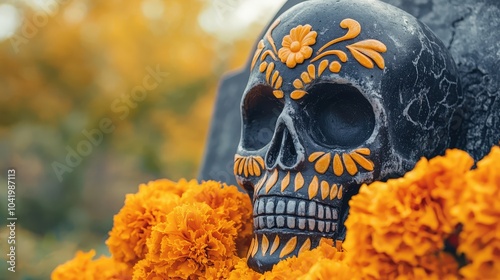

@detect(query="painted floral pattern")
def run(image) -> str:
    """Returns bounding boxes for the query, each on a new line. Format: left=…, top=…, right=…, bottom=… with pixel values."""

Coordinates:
left=278, top=24, right=317, bottom=68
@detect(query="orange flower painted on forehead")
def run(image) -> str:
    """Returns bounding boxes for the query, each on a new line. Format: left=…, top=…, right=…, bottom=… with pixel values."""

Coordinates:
left=278, top=24, right=317, bottom=68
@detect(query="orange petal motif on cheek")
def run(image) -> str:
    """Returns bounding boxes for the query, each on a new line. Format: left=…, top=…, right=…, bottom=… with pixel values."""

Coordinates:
left=243, top=157, right=249, bottom=177
left=330, top=184, right=338, bottom=200
left=294, top=172, right=305, bottom=191
left=234, top=157, right=242, bottom=175
left=350, top=152, right=374, bottom=171
left=238, top=158, right=245, bottom=175
left=321, top=181, right=330, bottom=200
left=255, top=156, right=265, bottom=169
left=254, top=173, right=268, bottom=194
left=333, top=154, right=344, bottom=176
left=315, top=153, right=331, bottom=174
left=281, top=172, right=291, bottom=192
left=308, top=151, right=325, bottom=162
left=291, top=90, right=307, bottom=100
left=265, top=169, right=279, bottom=194
left=308, top=176, right=319, bottom=199
left=342, top=153, right=358, bottom=175
left=355, top=148, right=371, bottom=156
left=252, top=159, right=262, bottom=177
left=248, top=158, right=254, bottom=176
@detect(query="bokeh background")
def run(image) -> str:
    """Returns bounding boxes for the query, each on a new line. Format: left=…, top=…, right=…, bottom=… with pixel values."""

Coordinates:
left=0, top=0, right=285, bottom=278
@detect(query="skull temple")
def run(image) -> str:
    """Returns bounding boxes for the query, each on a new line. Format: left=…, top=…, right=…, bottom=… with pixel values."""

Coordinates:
left=234, top=0, right=463, bottom=272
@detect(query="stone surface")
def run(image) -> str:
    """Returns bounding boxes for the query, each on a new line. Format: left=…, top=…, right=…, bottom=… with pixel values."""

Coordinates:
left=384, top=0, right=500, bottom=162
left=199, top=0, right=500, bottom=185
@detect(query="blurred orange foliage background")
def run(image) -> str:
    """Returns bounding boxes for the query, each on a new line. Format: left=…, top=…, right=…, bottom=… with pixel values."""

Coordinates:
left=0, top=0, right=283, bottom=278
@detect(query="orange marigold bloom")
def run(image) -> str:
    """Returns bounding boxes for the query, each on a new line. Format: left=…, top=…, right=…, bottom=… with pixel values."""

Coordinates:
left=91, top=256, right=133, bottom=280
left=278, top=24, right=317, bottom=68
left=106, top=179, right=191, bottom=266
left=134, top=202, right=239, bottom=279
left=227, top=258, right=261, bottom=280
left=51, top=250, right=131, bottom=280
left=261, top=239, right=349, bottom=280
left=344, top=149, right=473, bottom=279
left=455, top=146, right=500, bottom=279
left=181, top=181, right=254, bottom=257
left=52, top=250, right=96, bottom=280
left=298, top=258, right=353, bottom=280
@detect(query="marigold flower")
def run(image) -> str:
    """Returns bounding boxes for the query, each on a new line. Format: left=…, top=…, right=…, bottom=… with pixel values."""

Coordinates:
left=298, top=258, right=353, bottom=280
left=51, top=250, right=131, bottom=280
left=180, top=181, right=254, bottom=257
left=344, top=149, right=473, bottom=279
left=53, top=147, right=500, bottom=280
left=227, top=258, right=261, bottom=280
left=261, top=239, right=349, bottom=280
left=134, top=203, right=239, bottom=279
left=278, top=24, right=317, bottom=68
left=52, top=250, right=96, bottom=280
left=91, top=256, right=133, bottom=280
left=455, top=146, right=500, bottom=279
left=106, top=179, right=190, bottom=266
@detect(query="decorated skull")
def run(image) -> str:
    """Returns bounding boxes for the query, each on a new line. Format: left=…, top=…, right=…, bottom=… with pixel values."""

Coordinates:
left=234, top=0, right=463, bottom=272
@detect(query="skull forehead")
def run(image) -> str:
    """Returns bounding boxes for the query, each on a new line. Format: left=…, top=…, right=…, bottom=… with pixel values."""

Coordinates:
left=267, top=0, right=419, bottom=73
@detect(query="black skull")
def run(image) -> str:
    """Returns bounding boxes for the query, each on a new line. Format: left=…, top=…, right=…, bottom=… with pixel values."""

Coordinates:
left=234, top=0, right=463, bottom=272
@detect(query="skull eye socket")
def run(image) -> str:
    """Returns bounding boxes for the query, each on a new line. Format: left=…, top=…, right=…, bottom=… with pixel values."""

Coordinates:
left=241, top=85, right=284, bottom=150
left=306, top=83, right=375, bottom=148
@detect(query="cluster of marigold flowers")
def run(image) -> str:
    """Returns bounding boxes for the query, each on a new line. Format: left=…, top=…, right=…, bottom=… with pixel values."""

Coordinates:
left=52, top=146, right=500, bottom=279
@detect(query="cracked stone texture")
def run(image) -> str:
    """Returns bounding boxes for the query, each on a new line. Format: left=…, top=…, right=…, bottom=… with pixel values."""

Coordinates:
left=199, top=0, right=500, bottom=185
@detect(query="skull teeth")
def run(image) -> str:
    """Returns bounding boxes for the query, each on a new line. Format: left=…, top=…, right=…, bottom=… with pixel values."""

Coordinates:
left=253, top=196, right=338, bottom=233
left=255, top=214, right=338, bottom=232
left=254, top=196, right=338, bottom=219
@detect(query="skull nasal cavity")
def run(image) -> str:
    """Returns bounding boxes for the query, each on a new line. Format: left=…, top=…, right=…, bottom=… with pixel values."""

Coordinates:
left=266, top=125, right=304, bottom=170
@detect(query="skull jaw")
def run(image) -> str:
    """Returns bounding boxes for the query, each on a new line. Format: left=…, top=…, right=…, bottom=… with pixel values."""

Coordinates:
left=238, top=166, right=356, bottom=273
